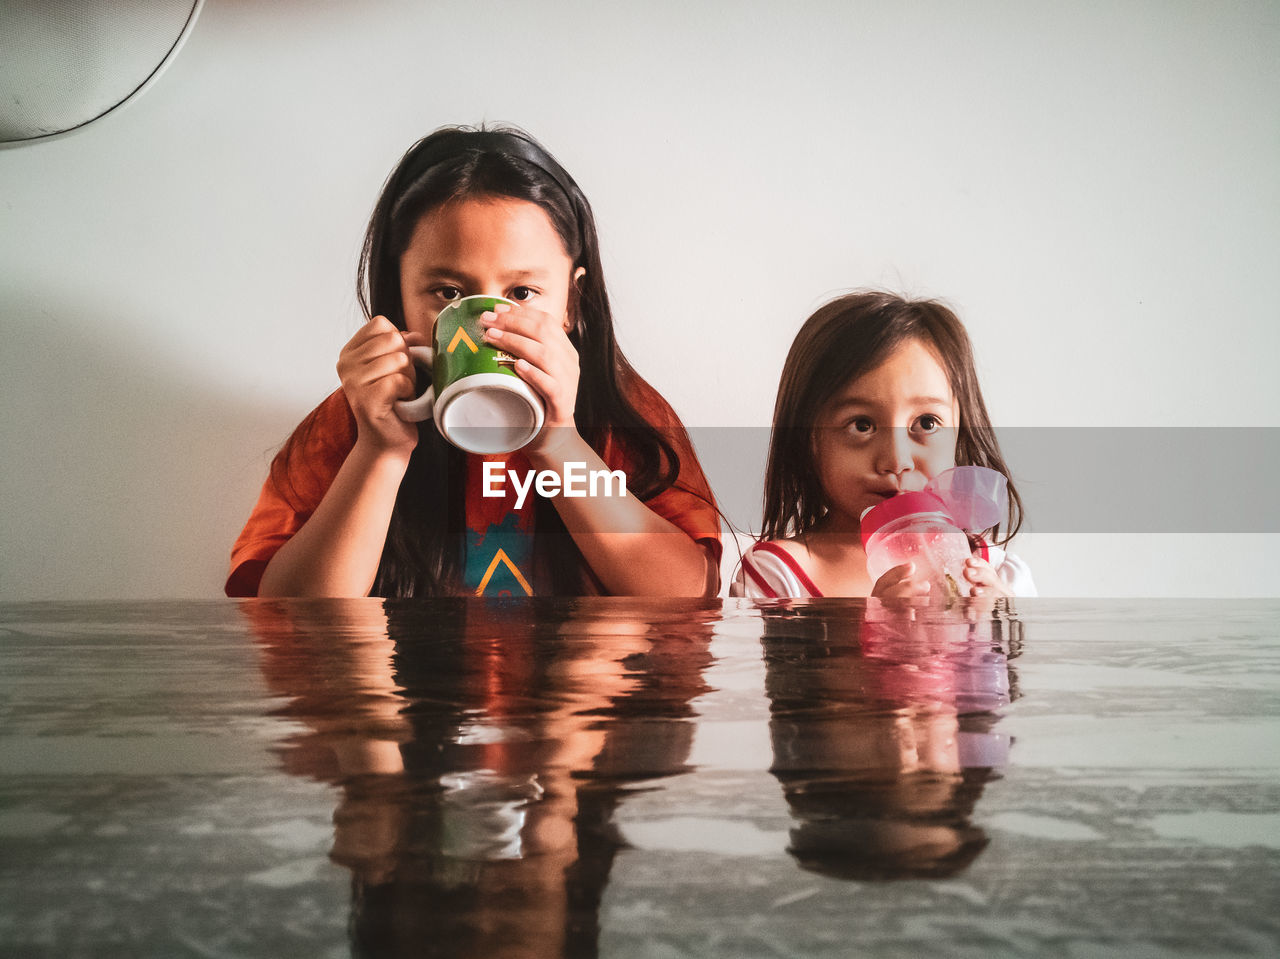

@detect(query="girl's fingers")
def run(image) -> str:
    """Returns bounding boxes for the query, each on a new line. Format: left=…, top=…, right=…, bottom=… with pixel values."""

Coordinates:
left=480, top=305, right=562, bottom=340
left=353, top=352, right=416, bottom=392
left=336, top=317, right=421, bottom=452
left=475, top=306, right=580, bottom=437
left=873, top=562, right=931, bottom=599
left=341, top=332, right=410, bottom=373
left=885, top=562, right=914, bottom=582
left=486, top=328, right=577, bottom=400
left=482, top=312, right=573, bottom=363
left=338, top=319, right=418, bottom=412
left=482, top=326, right=550, bottom=370
left=480, top=306, right=577, bottom=375
left=481, top=316, right=579, bottom=419
left=341, top=341, right=413, bottom=386
left=344, top=315, right=413, bottom=349
left=964, top=558, right=1012, bottom=598
left=347, top=315, right=400, bottom=347
left=882, top=581, right=930, bottom=601
left=964, top=558, right=996, bottom=583
left=512, top=356, right=555, bottom=400
left=347, top=337, right=411, bottom=371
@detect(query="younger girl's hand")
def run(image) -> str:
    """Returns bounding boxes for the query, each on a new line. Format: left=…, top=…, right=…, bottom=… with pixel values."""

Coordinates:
left=963, top=556, right=1013, bottom=599
left=479, top=303, right=580, bottom=443
left=337, top=316, right=428, bottom=455
left=871, top=562, right=933, bottom=602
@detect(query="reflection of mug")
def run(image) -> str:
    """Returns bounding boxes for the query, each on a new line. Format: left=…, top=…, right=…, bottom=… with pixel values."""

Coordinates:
left=394, top=295, right=545, bottom=454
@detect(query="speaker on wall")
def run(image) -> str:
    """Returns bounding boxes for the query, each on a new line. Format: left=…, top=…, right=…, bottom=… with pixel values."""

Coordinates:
left=0, top=0, right=204, bottom=145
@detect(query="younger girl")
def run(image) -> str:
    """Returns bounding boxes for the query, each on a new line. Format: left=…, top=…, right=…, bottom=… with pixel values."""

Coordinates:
left=228, top=126, right=720, bottom=598
left=733, top=291, right=1034, bottom=600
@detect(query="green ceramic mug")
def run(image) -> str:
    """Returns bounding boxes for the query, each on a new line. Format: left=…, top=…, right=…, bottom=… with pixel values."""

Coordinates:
left=394, top=295, right=545, bottom=454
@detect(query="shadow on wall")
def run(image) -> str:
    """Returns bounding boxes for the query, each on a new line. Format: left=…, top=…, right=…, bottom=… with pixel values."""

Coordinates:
left=0, top=284, right=303, bottom=600
left=685, top=427, right=769, bottom=589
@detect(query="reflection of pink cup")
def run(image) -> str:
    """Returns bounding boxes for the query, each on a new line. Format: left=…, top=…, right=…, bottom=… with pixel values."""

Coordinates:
left=927, top=466, right=1007, bottom=533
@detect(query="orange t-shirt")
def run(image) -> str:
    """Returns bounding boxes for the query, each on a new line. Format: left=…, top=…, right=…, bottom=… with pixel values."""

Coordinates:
left=226, top=377, right=721, bottom=597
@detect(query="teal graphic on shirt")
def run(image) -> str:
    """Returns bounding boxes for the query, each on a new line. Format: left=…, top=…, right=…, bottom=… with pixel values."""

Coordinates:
left=465, top=512, right=534, bottom=596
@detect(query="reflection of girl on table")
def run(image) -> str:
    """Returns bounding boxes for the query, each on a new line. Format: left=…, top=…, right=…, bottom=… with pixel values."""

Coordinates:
left=733, top=291, right=1034, bottom=600
left=227, top=127, right=719, bottom=598
left=762, top=604, right=1020, bottom=879
left=249, top=599, right=714, bottom=957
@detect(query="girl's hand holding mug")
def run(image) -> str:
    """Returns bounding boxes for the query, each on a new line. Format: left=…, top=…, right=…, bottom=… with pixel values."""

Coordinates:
left=337, top=315, right=427, bottom=456
left=479, top=302, right=580, bottom=444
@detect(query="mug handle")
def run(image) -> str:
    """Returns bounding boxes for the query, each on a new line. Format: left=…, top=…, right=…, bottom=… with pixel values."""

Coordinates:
left=393, top=345, right=435, bottom=422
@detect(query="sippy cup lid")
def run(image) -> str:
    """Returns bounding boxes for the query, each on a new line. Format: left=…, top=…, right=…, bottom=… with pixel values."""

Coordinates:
left=859, top=490, right=953, bottom=546
left=926, top=466, right=1007, bottom=532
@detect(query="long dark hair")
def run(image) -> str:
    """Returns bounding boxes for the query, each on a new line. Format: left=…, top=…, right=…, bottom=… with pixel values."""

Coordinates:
left=352, top=125, right=680, bottom=596
left=761, top=291, right=1024, bottom=545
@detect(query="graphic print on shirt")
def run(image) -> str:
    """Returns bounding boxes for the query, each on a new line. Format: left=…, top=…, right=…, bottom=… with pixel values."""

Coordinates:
left=465, top=512, right=534, bottom=597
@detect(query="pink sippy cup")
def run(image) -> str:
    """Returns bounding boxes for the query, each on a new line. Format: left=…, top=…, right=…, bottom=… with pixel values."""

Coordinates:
left=861, top=491, right=971, bottom=599
left=860, top=467, right=1008, bottom=600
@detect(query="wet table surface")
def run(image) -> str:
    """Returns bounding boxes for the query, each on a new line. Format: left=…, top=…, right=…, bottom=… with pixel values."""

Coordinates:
left=1, top=598, right=1278, bottom=958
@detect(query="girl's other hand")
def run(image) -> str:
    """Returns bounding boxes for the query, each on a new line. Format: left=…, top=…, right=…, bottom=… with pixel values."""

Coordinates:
left=337, top=315, right=428, bottom=456
left=871, top=562, right=933, bottom=601
left=479, top=303, right=580, bottom=445
left=963, top=556, right=1013, bottom=599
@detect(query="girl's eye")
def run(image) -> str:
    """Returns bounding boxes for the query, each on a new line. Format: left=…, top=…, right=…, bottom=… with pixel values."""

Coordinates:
left=435, top=286, right=462, bottom=302
left=847, top=417, right=875, bottom=435
left=509, top=286, right=536, bottom=302
left=915, top=414, right=942, bottom=433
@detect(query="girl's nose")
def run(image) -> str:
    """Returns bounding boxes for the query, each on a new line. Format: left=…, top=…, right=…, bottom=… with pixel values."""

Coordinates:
left=876, top=427, right=915, bottom=475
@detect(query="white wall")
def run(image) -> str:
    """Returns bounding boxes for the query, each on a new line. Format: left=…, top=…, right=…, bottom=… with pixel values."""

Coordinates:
left=2, top=0, right=1277, bottom=599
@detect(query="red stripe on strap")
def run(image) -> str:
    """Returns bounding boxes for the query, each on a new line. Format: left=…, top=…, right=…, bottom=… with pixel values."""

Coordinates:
left=974, top=537, right=990, bottom=563
left=751, top=542, right=823, bottom=598
left=742, top=556, right=779, bottom=598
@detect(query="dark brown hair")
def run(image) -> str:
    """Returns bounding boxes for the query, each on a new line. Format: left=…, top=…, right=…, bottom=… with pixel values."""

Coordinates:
left=761, top=291, right=1023, bottom=544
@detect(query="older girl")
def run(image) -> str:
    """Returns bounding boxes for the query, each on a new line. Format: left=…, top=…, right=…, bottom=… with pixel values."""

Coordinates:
left=229, top=127, right=719, bottom=598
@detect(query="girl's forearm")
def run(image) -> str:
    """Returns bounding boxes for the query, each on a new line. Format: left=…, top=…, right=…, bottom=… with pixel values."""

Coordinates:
left=527, top=432, right=718, bottom=597
left=258, top=441, right=411, bottom=598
